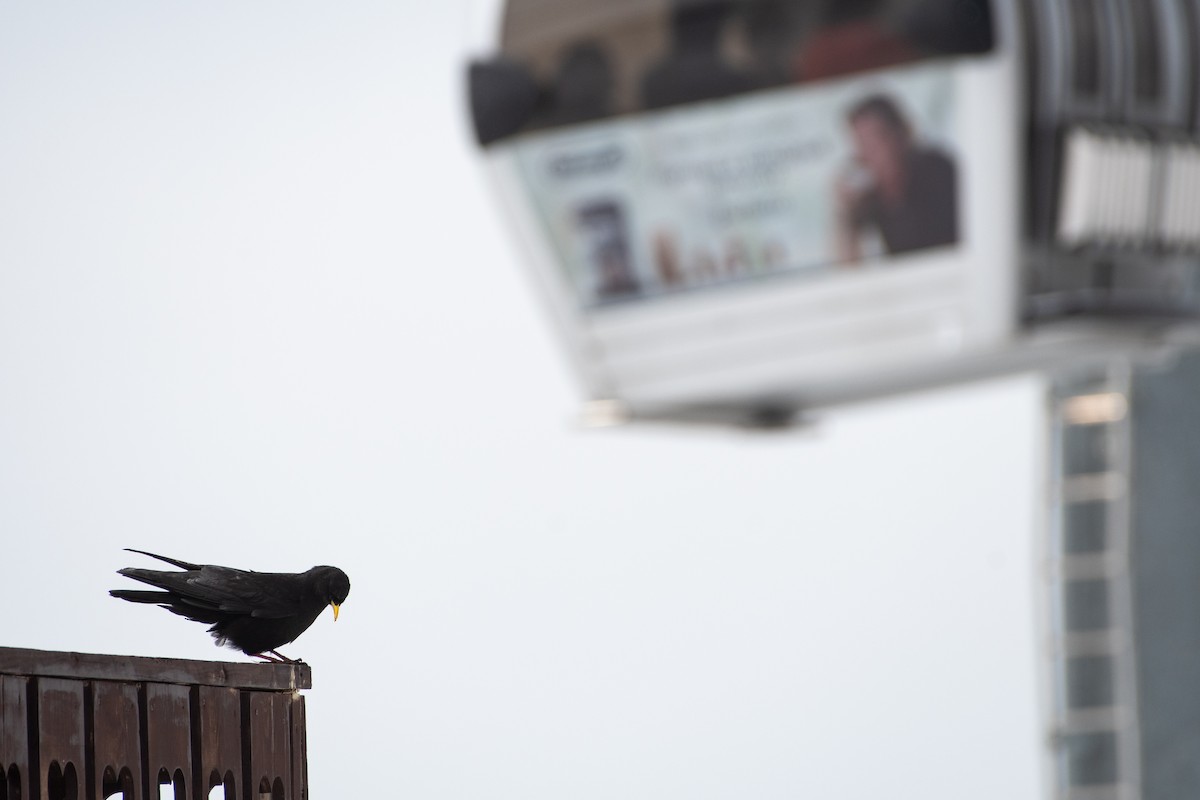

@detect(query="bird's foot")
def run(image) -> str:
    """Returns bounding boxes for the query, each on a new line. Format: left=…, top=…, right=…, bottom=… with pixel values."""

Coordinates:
left=250, top=650, right=304, bottom=665
left=251, top=652, right=288, bottom=664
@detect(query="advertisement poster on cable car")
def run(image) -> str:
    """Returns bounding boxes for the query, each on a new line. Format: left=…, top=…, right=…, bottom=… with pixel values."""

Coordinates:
left=512, top=63, right=959, bottom=308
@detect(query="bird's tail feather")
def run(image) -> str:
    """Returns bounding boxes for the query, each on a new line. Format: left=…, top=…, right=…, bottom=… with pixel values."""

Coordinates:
left=109, top=589, right=173, bottom=604
left=123, top=548, right=201, bottom=571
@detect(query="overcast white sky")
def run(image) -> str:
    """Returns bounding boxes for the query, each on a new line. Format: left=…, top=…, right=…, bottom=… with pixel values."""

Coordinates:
left=0, top=3, right=1046, bottom=798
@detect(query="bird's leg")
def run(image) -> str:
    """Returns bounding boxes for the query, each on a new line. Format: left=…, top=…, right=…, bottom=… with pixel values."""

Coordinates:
left=252, top=652, right=287, bottom=663
left=267, top=649, right=297, bottom=663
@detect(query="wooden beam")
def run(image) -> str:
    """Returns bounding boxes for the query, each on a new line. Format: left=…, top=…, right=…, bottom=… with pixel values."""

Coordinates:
left=0, top=648, right=311, bottom=692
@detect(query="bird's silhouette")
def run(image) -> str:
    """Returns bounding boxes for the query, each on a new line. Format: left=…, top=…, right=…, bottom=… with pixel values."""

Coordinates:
left=110, top=548, right=350, bottom=663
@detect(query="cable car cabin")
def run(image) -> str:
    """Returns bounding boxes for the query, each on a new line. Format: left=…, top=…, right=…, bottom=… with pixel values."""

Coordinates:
left=468, top=0, right=1200, bottom=426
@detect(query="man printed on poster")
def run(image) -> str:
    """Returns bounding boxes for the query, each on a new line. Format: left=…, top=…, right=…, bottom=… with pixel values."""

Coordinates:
left=833, top=93, right=958, bottom=265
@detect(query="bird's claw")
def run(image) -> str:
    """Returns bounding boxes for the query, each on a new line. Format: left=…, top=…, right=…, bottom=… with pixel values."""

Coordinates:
left=251, top=649, right=305, bottom=665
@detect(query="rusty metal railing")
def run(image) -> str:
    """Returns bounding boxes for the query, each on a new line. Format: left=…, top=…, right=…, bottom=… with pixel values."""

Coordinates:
left=0, top=646, right=310, bottom=800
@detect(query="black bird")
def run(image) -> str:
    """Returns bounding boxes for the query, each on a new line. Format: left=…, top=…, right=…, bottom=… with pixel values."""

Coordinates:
left=110, top=548, right=350, bottom=663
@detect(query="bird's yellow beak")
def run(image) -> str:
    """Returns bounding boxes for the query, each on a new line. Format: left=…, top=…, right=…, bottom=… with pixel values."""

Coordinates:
left=331, top=602, right=340, bottom=622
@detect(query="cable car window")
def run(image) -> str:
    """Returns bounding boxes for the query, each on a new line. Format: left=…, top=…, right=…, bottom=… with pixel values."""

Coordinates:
left=1127, top=0, right=1162, bottom=102
left=471, top=0, right=994, bottom=144
left=1067, top=0, right=1102, bottom=98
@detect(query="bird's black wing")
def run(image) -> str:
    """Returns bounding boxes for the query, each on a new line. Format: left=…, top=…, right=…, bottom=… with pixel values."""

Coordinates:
left=117, top=565, right=308, bottom=620
left=186, top=567, right=311, bottom=619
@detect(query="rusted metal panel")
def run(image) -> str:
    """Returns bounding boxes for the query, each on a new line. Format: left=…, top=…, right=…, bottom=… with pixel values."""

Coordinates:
left=197, top=685, right=242, bottom=800
left=0, top=675, right=30, bottom=800
left=92, top=680, right=143, bottom=800
left=145, top=683, right=192, bottom=800
left=248, top=692, right=292, bottom=800
left=36, top=678, right=85, bottom=800
left=0, top=647, right=310, bottom=691
left=290, top=693, right=308, bottom=800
